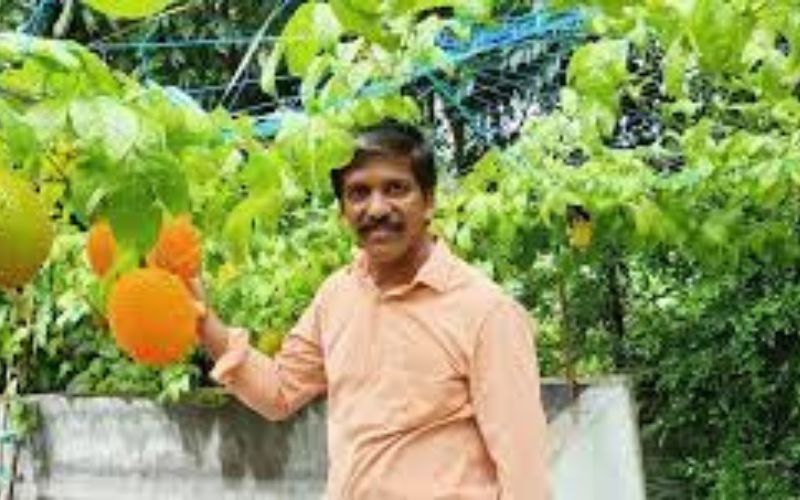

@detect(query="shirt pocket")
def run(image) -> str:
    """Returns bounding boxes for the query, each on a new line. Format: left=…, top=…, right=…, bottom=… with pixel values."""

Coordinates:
left=402, top=373, right=467, bottom=429
left=383, top=345, right=469, bottom=430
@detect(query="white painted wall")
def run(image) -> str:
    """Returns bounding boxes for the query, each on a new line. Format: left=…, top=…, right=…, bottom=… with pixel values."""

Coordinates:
left=549, top=378, right=647, bottom=500
left=1, top=378, right=645, bottom=499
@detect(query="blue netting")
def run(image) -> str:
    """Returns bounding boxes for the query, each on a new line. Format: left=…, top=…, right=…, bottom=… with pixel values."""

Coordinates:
left=252, top=8, right=583, bottom=138
left=14, top=2, right=583, bottom=144
left=17, top=0, right=57, bottom=35
left=440, top=9, right=582, bottom=61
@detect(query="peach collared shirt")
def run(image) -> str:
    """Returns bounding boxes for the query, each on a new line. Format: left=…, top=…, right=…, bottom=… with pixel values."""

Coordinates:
left=212, top=241, right=549, bottom=499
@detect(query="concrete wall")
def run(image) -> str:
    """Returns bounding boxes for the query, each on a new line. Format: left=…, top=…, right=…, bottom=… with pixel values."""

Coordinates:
left=548, top=378, right=646, bottom=500
left=1, top=378, right=644, bottom=499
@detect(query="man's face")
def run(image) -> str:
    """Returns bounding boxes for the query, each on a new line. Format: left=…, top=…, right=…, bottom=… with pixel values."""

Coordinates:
left=340, top=156, right=434, bottom=266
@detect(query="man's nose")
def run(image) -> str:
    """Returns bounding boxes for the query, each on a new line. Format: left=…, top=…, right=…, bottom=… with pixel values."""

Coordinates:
left=365, top=192, right=391, bottom=218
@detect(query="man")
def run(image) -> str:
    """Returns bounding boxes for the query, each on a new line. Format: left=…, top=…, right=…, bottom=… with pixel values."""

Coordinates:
left=194, top=120, right=550, bottom=499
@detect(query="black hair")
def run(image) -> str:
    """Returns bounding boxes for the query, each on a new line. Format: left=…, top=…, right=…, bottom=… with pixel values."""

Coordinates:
left=330, top=119, right=436, bottom=201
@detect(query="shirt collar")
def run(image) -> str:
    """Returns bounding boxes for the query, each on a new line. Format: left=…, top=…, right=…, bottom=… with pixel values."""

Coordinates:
left=352, top=238, right=453, bottom=294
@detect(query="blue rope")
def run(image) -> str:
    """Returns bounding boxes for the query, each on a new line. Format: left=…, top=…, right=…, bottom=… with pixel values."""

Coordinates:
left=182, top=77, right=262, bottom=96
left=233, top=96, right=301, bottom=115
left=88, top=9, right=581, bottom=56
left=89, top=35, right=279, bottom=52
left=85, top=6, right=582, bottom=119
left=179, top=74, right=301, bottom=98
left=248, top=8, right=583, bottom=138
left=17, top=0, right=56, bottom=35
left=441, top=10, right=583, bottom=63
left=5, top=6, right=580, bottom=140
left=426, top=73, right=495, bottom=145
left=134, top=22, right=161, bottom=81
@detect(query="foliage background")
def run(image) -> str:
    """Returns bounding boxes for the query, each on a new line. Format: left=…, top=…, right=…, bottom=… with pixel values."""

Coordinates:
left=0, top=0, right=292, bottom=109
left=2, top=0, right=800, bottom=498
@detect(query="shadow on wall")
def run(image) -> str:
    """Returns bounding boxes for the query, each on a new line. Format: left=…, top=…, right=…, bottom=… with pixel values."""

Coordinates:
left=2, top=378, right=642, bottom=500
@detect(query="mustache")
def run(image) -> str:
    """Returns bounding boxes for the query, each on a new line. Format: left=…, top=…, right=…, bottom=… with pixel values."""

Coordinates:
left=357, top=215, right=404, bottom=237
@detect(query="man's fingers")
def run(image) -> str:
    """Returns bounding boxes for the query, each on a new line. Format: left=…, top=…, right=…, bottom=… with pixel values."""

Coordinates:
left=188, top=276, right=206, bottom=301
left=194, top=300, right=208, bottom=319
left=187, top=278, right=208, bottom=319
left=228, top=327, right=250, bottom=339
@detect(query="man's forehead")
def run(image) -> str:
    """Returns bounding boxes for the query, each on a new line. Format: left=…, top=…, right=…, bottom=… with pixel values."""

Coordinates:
left=341, top=156, right=416, bottom=183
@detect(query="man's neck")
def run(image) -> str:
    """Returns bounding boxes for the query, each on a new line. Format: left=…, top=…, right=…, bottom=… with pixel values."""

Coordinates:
left=369, top=236, right=435, bottom=291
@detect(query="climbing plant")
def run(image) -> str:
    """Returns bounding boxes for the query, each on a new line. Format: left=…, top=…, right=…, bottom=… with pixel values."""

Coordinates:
left=434, top=1, right=800, bottom=496
left=3, top=1, right=800, bottom=495
left=0, top=0, right=500, bottom=397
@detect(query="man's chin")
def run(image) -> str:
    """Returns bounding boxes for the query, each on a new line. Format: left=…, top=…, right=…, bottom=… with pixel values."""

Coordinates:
left=363, top=242, right=405, bottom=265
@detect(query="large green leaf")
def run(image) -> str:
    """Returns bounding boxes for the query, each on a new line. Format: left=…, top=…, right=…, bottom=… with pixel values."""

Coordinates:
left=390, top=0, right=492, bottom=19
left=104, top=175, right=161, bottom=254
left=22, top=100, right=69, bottom=144
left=567, top=39, right=628, bottom=113
left=258, top=44, right=283, bottom=97
left=276, top=113, right=355, bottom=190
left=223, top=191, right=283, bottom=262
left=140, top=153, right=190, bottom=215
left=282, top=3, right=342, bottom=77
left=318, top=56, right=375, bottom=108
left=344, top=0, right=382, bottom=15
left=71, top=44, right=122, bottom=95
left=663, top=38, right=691, bottom=99
left=69, top=98, right=139, bottom=162
left=241, top=149, right=286, bottom=196
left=0, top=100, right=39, bottom=167
left=784, top=7, right=800, bottom=65
left=301, top=55, right=334, bottom=107
left=341, top=95, right=421, bottom=128
left=330, top=0, right=400, bottom=48
left=0, top=33, right=80, bottom=70
left=69, top=150, right=114, bottom=222
left=700, top=208, right=740, bottom=247
left=632, top=198, right=669, bottom=242
left=81, top=0, right=174, bottom=19
left=687, top=0, right=753, bottom=74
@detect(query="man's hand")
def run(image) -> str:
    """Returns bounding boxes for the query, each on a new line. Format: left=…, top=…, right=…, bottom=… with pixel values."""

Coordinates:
left=188, top=277, right=232, bottom=361
left=188, top=276, right=210, bottom=322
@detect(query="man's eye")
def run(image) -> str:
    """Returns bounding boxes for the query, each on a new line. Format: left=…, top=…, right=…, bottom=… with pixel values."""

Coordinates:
left=387, top=182, right=410, bottom=196
left=346, top=187, right=369, bottom=202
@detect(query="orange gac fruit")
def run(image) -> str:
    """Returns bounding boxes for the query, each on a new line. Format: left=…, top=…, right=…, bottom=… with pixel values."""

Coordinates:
left=86, top=220, right=117, bottom=276
left=107, top=268, right=199, bottom=367
left=147, top=215, right=201, bottom=281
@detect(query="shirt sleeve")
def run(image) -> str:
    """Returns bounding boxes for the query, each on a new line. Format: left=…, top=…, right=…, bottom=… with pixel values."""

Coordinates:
left=209, top=289, right=328, bottom=421
left=470, top=298, right=550, bottom=500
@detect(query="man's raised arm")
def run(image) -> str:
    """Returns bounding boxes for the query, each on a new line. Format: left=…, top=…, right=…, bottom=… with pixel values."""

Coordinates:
left=193, top=278, right=327, bottom=421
